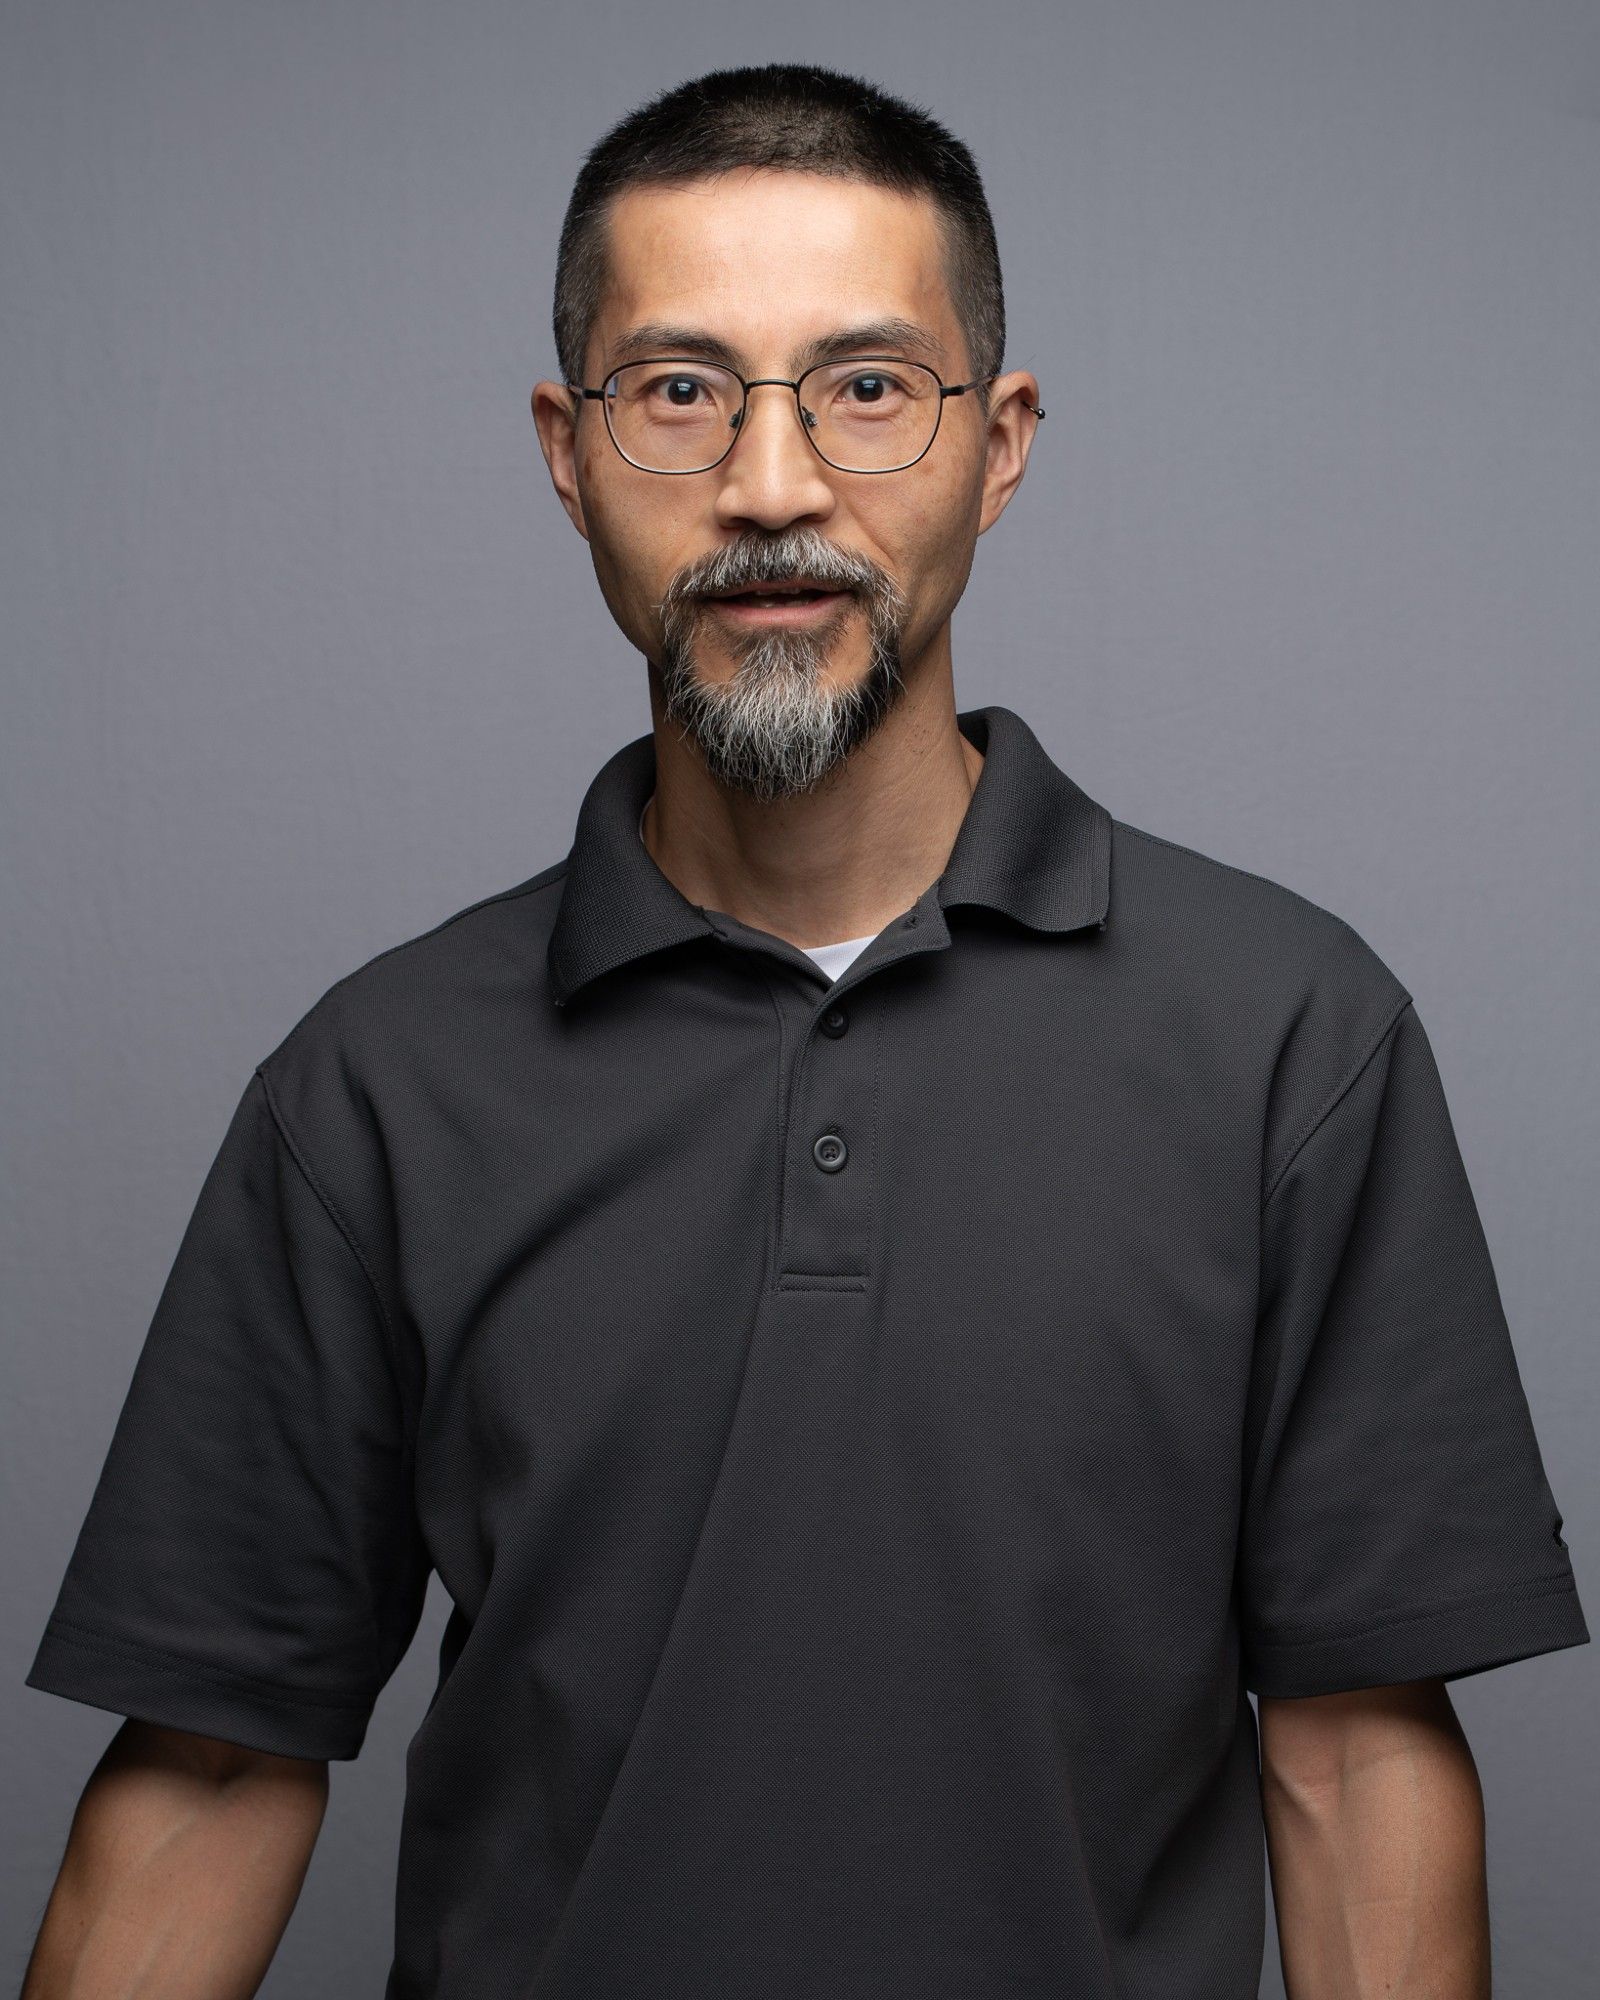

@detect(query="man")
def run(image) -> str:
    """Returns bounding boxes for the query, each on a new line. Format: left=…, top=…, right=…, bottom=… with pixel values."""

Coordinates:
left=21, top=62, right=1588, bottom=2000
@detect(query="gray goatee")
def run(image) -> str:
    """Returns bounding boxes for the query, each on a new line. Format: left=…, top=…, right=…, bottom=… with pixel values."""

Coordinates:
left=655, top=528, right=911, bottom=804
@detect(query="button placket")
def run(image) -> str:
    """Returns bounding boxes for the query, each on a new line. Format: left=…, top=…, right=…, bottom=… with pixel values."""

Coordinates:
left=778, top=1002, right=876, bottom=1280
left=703, top=896, right=951, bottom=1291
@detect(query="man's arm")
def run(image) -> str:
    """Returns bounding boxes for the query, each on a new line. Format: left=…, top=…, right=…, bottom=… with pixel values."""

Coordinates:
left=1258, top=1678, right=1490, bottom=1999
left=18, top=1718, right=329, bottom=2000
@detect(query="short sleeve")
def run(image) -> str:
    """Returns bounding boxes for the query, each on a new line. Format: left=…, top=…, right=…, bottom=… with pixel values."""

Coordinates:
left=1239, top=999, right=1589, bottom=1697
left=24, top=1067, right=432, bottom=1759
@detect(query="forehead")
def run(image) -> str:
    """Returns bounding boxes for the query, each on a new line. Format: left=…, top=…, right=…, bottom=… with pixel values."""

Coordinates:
left=593, top=171, right=959, bottom=368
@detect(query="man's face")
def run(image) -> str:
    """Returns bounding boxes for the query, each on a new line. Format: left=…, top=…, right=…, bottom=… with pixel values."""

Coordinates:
left=534, top=170, right=1034, bottom=803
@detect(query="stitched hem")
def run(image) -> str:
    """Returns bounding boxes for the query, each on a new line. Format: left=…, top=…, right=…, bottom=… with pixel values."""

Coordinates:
left=1250, top=1568, right=1578, bottom=1647
left=38, top=1614, right=370, bottom=1709
left=24, top=1618, right=375, bottom=1761
left=1244, top=1571, right=1589, bottom=1697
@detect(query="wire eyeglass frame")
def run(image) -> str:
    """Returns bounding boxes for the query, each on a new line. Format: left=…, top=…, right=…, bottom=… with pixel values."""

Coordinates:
left=565, top=355, right=1044, bottom=476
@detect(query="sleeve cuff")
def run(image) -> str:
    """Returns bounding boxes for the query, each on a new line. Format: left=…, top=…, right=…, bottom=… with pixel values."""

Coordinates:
left=1244, top=1571, right=1591, bottom=1698
left=23, top=1616, right=374, bottom=1761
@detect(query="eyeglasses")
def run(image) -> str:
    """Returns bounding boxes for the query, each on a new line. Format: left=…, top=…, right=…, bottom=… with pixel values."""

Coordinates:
left=566, top=356, right=1040, bottom=476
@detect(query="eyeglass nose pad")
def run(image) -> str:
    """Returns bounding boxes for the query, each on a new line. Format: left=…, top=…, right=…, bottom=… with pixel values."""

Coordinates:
left=727, top=397, right=817, bottom=438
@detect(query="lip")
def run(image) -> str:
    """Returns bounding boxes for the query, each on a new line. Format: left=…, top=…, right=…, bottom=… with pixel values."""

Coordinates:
left=704, top=589, right=853, bottom=626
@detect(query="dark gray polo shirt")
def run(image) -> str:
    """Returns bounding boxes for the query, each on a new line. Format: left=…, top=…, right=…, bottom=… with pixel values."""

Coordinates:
left=26, top=703, right=1588, bottom=1998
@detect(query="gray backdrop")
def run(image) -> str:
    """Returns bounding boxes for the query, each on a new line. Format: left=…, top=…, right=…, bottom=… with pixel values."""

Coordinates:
left=4, top=2, right=1595, bottom=1992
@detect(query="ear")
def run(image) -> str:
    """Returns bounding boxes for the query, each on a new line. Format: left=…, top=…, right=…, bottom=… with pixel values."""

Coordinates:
left=531, top=380, right=591, bottom=542
left=976, top=370, right=1045, bottom=538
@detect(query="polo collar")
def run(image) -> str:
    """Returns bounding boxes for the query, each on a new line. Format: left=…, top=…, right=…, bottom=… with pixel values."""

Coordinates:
left=546, top=703, right=1111, bottom=1009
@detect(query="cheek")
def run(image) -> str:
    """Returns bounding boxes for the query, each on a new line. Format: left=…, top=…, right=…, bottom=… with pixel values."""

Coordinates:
left=585, top=504, right=683, bottom=626
left=866, top=478, right=974, bottom=602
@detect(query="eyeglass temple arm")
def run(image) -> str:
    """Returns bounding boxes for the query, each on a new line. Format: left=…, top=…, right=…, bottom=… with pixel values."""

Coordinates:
left=939, top=376, right=1045, bottom=417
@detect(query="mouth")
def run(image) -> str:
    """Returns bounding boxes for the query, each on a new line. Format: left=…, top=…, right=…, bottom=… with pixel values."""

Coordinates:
left=701, top=582, right=854, bottom=624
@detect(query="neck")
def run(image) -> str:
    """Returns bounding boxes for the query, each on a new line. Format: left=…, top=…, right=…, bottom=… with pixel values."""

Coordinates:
left=639, top=645, right=983, bottom=951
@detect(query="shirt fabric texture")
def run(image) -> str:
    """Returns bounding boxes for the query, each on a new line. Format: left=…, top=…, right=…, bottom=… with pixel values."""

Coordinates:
left=26, top=703, right=1589, bottom=1999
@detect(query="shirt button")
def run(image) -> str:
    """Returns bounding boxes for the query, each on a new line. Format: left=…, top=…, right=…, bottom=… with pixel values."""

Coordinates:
left=819, top=1005, right=848, bottom=1037
left=812, top=1131, right=848, bottom=1172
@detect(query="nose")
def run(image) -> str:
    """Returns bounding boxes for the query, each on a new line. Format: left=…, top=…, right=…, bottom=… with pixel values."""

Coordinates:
left=711, top=381, right=837, bottom=533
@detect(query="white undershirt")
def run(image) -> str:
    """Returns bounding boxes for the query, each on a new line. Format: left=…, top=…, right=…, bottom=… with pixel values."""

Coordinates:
left=797, top=932, right=880, bottom=981
left=638, top=802, right=879, bottom=981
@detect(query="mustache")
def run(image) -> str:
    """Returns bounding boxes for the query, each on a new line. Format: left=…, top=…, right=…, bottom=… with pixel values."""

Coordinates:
left=658, top=529, right=896, bottom=613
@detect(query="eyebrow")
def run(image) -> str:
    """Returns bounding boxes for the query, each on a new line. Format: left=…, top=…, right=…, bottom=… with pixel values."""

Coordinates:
left=604, top=317, right=950, bottom=375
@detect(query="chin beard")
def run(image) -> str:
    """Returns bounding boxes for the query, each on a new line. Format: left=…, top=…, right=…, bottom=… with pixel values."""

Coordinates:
left=656, top=570, right=912, bottom=806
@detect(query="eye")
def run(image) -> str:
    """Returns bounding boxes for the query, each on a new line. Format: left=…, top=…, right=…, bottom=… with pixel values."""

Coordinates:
left=818, top=365, right=917, bottom=418
left=843, top=372, right=901, bottom=404
left=614, top=365, right=728, bottom=412
left=651, top=374, right=712, bottom=407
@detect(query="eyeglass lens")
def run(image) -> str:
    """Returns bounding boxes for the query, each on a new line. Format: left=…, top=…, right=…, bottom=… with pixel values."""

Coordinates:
left=600, top=359, right=944, bottom=473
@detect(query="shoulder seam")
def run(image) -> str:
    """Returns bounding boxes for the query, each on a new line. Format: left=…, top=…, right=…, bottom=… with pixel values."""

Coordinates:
left=1262, top=992, right=1415, bottom=1208
left=253, top=1064, right=406, bottom=1404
